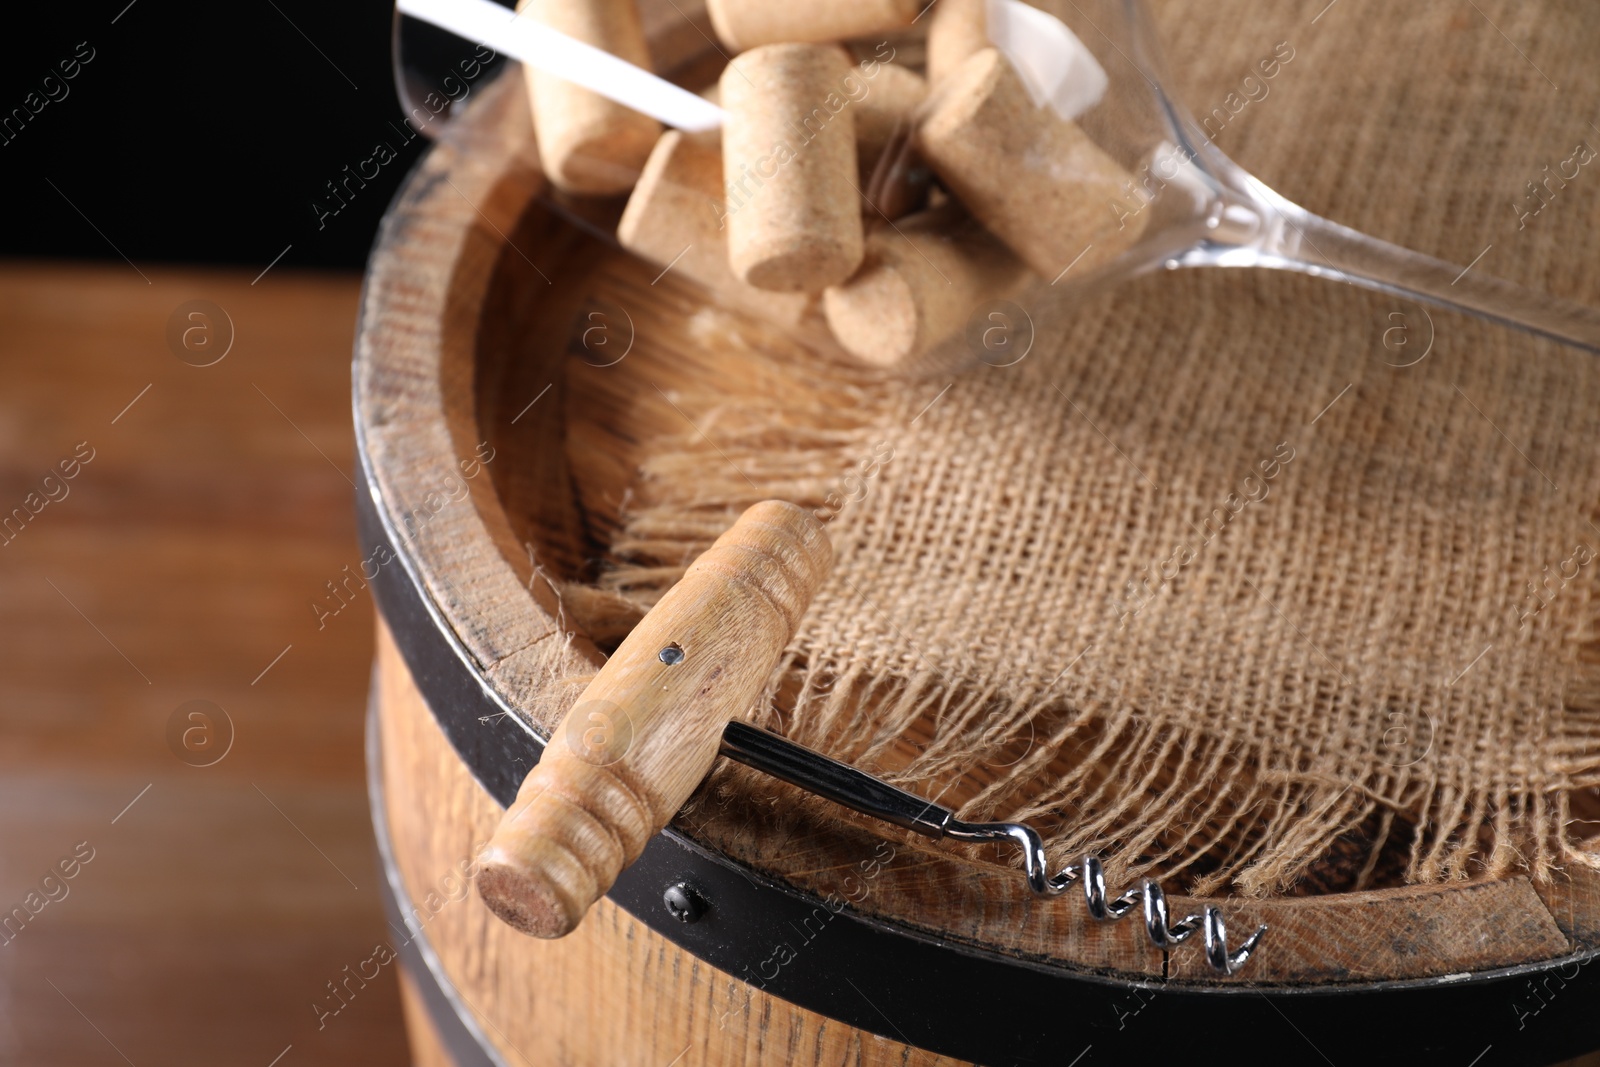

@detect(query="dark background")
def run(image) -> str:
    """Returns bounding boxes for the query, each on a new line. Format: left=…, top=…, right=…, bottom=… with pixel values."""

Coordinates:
left=2, top=0, right=438, bottom=271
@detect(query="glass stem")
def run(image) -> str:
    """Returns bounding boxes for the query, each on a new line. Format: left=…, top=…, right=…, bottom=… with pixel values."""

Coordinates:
left=1221, top=176, right=1600, bottom=354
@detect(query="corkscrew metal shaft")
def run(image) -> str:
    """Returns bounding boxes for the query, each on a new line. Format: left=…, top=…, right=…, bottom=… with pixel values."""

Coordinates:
left=719, top=721, right=1266, bottom=976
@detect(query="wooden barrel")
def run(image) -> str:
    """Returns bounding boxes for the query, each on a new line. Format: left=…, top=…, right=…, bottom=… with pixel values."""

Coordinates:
left=356, top=13, right=1600, bottom=1067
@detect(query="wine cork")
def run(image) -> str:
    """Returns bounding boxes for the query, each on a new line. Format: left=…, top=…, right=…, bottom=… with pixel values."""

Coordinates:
left=518, top=0, right=660, bottom=196
left=853, top=61, right=927, bottom=177
left=823, top=205, right=1030, bottom=367
left=916, top=48, right=1147, bottom=278
left=926, top=0, right=988, bottom=84
left=706, top=0, right=922, bottom=52
left=721, top=44, right=865, bottom=293
left=617, top=129, right=811, bottom=327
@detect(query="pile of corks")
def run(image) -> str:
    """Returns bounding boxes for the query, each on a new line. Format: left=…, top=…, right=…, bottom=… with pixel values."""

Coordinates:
left=519, top=0, right=1147, bottom=368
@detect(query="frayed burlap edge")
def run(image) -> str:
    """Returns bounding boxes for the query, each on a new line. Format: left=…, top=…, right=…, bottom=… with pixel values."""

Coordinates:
left=572, top=331, right=1600, bottom=899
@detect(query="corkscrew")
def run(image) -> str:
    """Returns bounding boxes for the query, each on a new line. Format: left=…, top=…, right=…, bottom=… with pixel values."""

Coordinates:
left=475, top=500, right=1261, bottom=973
left=720, top=720, right=1267, bottom=976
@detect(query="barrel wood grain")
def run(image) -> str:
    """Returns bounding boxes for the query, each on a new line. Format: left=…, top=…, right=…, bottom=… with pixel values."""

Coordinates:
left=396, top=967, right=456, bottom=1067
left=1536, top=865, right=1600, bottom=946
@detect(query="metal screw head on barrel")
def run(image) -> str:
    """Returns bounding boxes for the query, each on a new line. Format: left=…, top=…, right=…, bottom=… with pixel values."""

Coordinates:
left=475, top=501, right=833, bottom=938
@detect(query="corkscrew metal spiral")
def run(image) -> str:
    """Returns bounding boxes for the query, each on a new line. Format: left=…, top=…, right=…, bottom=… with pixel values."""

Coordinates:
left=719, top=721, right=1267, bottom=976
left=942, top=818, right=1266, bottom=975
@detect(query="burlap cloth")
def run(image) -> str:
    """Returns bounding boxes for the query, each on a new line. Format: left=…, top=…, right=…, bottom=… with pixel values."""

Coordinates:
left=590, top=0, right=1600, bottom=897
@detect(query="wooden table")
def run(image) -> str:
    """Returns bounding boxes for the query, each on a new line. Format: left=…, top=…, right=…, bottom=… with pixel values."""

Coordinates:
left=0, top=263, right=409, bottom=1066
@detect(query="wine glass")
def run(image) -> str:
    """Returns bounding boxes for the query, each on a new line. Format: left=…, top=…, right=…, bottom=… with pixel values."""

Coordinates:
left=389, top=0, right=1600, bottom=359
left=391, top=0, right=512, bottom=132
left=1029, top=0, right=1600, bottom=356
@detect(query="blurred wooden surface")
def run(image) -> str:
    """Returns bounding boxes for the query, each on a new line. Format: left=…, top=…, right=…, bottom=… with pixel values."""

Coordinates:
left=0, top=262, right=407, bottom=1066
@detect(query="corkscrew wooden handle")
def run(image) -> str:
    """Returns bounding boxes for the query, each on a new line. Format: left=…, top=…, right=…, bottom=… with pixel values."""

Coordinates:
left=476, top=501, right=833, bottom=938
